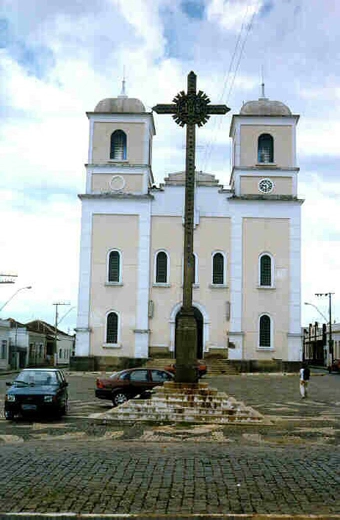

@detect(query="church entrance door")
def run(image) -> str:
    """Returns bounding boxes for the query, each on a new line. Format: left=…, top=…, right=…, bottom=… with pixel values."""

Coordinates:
left=175, top=307, right=204, bottom=359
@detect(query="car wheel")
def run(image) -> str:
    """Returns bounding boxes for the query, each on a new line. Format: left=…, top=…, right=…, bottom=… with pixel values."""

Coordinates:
left=112, top=391, right=129, bottom=407
left=4, top=410, right=14, bottom=420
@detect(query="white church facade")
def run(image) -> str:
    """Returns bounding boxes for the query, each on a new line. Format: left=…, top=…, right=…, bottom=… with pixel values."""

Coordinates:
left=73, top=89, right=303, bottom=371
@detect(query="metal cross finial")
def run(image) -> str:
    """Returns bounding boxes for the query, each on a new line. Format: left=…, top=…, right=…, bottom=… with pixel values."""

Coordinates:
left=260, top=65, right=267, bottom=99
left=261, top=82, right=266, bottom=99
left=153, top=71, right=229, bottom=127
left=119, top=66, right=127, bottom=98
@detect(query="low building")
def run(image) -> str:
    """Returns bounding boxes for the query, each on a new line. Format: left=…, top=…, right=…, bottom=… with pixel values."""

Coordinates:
left=303, top=321, right=340, bottom=366
left=0, top=318, right=75, bottom=370
left=332, top=324, right=340, bottom=360
left=8, top=318, right=46, bottom=369
left=25, top=320, right=75, bottom=366
left=303, top=322, right=325, bottom=366
left=0, top=320, right=11, bottom=370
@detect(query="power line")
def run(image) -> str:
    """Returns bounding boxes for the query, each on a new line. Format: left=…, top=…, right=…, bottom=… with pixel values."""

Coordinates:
left=199, top=0, right=261, bottom=174
left=219, top=1, right=253, bottom=104
left=199, top=1, right=251, bottom=170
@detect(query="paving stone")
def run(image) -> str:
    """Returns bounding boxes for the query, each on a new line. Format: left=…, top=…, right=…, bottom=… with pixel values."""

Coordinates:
left=1, top=371, right=340, bottom=517
left=0, top=441, right=339, bottom=516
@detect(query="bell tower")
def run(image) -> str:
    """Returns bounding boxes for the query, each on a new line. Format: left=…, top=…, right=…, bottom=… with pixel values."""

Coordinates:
left=229, top=92, right=299, bottom=199
left=75, top=87, right=155, bottom=360
left=85, top=86, right=155, bottom=196
left=228, top=90, right=302, bottom=364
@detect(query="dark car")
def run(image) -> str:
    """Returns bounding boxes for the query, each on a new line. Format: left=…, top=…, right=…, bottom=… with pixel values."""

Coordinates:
left=328, top=359, right=340, bottom=373
left=4, top=368, right=68, bottom=420
left=164, top=362, right=207, bottom=378
left=95, top=367, right=174, bottom=406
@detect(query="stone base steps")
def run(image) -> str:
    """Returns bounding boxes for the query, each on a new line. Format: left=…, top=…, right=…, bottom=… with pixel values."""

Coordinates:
left=146, top=358, right=175, bottom=369
left=204, top=360, right=238, bottom=375
left=95, top=381, right=264, bottom=424
left=146, top=357, right=239, bottom=375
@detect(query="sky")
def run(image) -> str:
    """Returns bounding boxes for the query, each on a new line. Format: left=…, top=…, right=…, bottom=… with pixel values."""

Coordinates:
left=0, top=0, right=339, bottom=333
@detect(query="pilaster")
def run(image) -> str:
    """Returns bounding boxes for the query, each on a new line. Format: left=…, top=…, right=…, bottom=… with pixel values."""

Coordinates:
left=228, top=214, right=243, bottom=359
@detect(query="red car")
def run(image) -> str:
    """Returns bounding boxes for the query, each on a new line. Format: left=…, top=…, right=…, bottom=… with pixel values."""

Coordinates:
left=328, top=359, right=340, bottom=373
left=164, top=362, right=207, bottom=378
left=95, top=367, right=174, bottom=407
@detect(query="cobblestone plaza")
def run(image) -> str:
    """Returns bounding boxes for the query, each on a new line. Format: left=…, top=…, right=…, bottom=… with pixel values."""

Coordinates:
left=0, top=371, right=339, bottom=518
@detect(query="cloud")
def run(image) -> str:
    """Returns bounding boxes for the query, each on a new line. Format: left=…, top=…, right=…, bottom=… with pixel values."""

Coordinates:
left=113, top=0, right=166, bottom=59
left=207, top=0, right=262, bottom=32
left=298, top=119, right=340, bottom=157
left=300, top=174, right=340, bottom=323
left=0, top=0, right=339, bottom=333
left=0, top=189, right=80, bottom=328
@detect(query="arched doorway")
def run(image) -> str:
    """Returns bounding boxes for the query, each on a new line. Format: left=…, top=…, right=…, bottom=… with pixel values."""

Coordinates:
left=175, top=307, right=204, bottom=359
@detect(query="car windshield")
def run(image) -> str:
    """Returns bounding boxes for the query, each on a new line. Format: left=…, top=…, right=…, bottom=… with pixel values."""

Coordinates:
left=14, top=371, right=58, bottom=386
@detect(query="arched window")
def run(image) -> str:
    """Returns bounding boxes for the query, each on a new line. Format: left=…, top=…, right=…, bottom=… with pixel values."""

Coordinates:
left=259, top=254, right=272, bottom=286
left=259, top=314, right=271, bottom=347
left=212, top=252, right=225, bottom=285
left=106, top=312, right=119, bottom=344
left=108, top=250, right=121, bottom=283
left=110, top=130, right=127, bottom=160
left=155, top=251, right=168, bottom=284
left=258, top=133, right=273, bottom=163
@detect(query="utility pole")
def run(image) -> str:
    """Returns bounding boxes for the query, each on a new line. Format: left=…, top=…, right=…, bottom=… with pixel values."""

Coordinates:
left=315, top=293, right=335, bottom=365
left=0, top=273, right=17, bottom=284
left=53, top=302, right=70, bottom=366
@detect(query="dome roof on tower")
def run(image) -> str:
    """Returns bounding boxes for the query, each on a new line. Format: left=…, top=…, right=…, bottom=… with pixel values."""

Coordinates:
left=94, top=96, right=146, bottom=113
left=240, top=97, right=291, bottom=116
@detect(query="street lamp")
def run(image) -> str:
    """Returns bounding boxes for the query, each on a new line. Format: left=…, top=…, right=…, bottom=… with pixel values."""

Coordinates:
left=304, top=302, right=328, bottom=322
left=58, top=306, right=75, bottom=326
left=0, top=286, right=32, bottom=313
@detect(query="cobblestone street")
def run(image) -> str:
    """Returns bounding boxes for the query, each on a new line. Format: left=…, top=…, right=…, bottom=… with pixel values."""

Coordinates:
left=0, top=371, right=339, bottom=518
left=0, top=441, right=339, bottom=517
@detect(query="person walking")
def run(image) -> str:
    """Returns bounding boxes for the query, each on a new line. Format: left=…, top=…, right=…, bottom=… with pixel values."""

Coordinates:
left=300, top=363, right=310, bottom=398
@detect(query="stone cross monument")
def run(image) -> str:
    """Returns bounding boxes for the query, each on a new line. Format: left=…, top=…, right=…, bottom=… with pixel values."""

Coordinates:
left=153, top=71, right=230, bottom=383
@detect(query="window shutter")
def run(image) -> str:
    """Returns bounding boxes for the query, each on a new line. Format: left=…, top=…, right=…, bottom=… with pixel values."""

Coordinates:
left=109, top=251, right=120, bottom=282
left=156, top=252, right=167, bottom=283
left=260, top=255, right=271, bottom=286
left=107, top=313, right=118, bottom=343
left=213, top=253, right=224, bottom=284
left=260, top=315, right=271, bottom=347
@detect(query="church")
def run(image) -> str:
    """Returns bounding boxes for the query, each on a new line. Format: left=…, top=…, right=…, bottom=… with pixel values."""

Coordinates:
left=73, top=83, right=303, bottom=371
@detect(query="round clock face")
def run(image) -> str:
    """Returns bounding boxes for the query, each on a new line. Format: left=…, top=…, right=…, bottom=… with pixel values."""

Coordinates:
left=109, top=175, right=126, bottom=191
left=258, top=178, right=274, bottom=194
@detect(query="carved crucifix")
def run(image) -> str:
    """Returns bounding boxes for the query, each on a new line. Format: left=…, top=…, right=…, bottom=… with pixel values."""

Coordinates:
left=153, top=71, right=230, bottom=383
